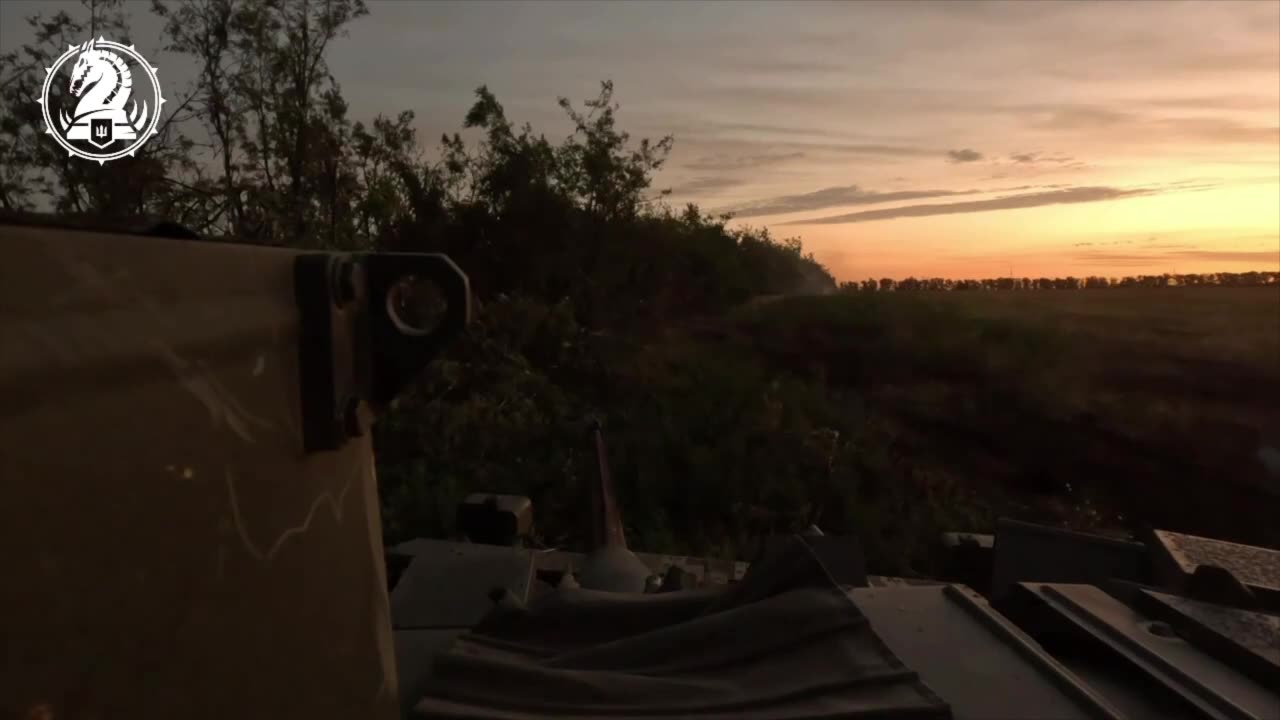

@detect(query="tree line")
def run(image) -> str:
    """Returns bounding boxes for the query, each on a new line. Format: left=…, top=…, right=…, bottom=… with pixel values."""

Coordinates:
left=0, top=0, right=833, bottom=333
left=840, top=271, right=1278, bottom=293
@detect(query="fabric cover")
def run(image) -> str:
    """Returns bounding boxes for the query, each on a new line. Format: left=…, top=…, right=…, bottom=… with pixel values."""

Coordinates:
left=412, top=536, right=951, bottom=719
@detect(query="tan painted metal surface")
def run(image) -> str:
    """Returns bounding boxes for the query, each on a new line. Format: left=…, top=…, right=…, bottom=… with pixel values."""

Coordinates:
left=0, top=224, right=397, bottom=719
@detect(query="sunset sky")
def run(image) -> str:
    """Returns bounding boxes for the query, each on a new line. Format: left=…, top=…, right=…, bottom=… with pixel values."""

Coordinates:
left=3, top=0, right=1277, bottom=280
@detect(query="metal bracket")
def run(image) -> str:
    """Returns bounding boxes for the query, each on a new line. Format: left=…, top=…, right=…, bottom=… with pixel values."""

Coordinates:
left=294, top=252, right=470, bottom=453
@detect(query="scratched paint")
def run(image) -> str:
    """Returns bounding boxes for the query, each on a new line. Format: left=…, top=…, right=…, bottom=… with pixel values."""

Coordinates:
left=225, top=467, right=353, bottom=565
left=56, top=250, right=275, bottom=443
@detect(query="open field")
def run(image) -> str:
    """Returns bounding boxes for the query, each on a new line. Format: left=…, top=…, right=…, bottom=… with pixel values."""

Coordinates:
left=379, top=285, right=1280, bottom=577
left=713, top=287, right=1280, bottom=565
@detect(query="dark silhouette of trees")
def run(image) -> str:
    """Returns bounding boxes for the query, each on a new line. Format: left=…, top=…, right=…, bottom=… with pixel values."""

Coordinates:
left=2, top=0, right=834, bottom=303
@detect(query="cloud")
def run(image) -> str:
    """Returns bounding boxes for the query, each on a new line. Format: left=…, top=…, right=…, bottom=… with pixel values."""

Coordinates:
left=668, top=176, right=747, bottom=195
left=719, top=185, right=980, bottom=218
left=782, top=185, right=1157, bottom=225
left=1144, top=48, right=1280, bottom=75
left=1007, top=104, right=1278, bottom=147
left=669, top=134, right=941, bottom=163
left=1151, top=117, right=1280, bottom=145
left=1009, top=151, right=1075, bottom=165
left=703, top=122, right=863, bottom=141
left=807, top=142, right=938, bottom=158
left=1073, top=239, right=1133, bottom=247
left=1032, top=106, right=1134, bottom=130
left=721, top=182, right=1077, bottom=218
left=683, top=151, right=804, bottom=172
left=946, top=148, right=984, bottom=163
left=1137, top=94, right=1277, bottom=112
left=1143, top=243, right=1196, bottom=250
left=712, top=53, right=849, bottom=76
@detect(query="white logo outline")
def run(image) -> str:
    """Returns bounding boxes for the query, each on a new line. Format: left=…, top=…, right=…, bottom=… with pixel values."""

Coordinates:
left=37, top=36, right=165, bottom=165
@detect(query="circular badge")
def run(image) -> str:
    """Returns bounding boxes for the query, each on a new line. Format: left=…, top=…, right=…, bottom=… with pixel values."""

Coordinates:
left=37, top=36, right=165, bottom=165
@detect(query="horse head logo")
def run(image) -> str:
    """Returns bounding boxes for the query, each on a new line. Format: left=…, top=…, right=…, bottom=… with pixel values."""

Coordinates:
left=69, top=38, right=108, bottom=98
left=40, top=36, right=164, bottom=163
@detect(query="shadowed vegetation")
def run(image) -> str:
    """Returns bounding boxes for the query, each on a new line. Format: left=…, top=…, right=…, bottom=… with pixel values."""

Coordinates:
left=380, top=284, right=1279, bottom=575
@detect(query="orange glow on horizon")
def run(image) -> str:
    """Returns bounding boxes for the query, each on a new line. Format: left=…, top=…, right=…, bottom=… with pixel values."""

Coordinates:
left=754, top=180, right=1280, bottom=282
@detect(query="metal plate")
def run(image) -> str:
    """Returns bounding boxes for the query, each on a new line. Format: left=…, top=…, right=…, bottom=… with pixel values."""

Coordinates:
left=849, top=584, right=1124, bottom=720
left=1151, top=529, right=1280, bottom=601
left=992, top=518, right=1146, bottom=602
left=390, top=539, right=535, bottom=629
left=0, top=224, right=397, bottom=719
left=1028, top=583, right=1279, bottom=720
left=1139, top=589, right=1280, bottom=688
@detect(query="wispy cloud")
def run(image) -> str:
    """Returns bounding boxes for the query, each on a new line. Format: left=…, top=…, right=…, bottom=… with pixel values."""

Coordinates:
left=683, top=151, right=804, bottom=172
left=710, top=53, right=850, bottom=76
left=1137, top=94, right=1278, bottom=111
left=1151, top=117, right=1280, bottom=145
left=782, top=185, right=1159, bottom=225
left=672, top=136, right=943, bottom=163
left=946, top=148, right=984, bottom=163
left=1009, top=151, right=1076, bottom=165
left=1031, top=105, right=1133, bottom=130
left=1073, top=239, right=1134, bottom=247
left=719, top=185, right=980, bottom=218
left=668, top=176, right=747, bottom=196
left=809, top=142, right=939, bottom=158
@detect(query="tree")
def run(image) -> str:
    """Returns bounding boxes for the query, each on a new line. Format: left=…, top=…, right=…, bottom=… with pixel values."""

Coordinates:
left=152, top=0, right=245, bottom=234
left=556, top=81, right=673, bottom=224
